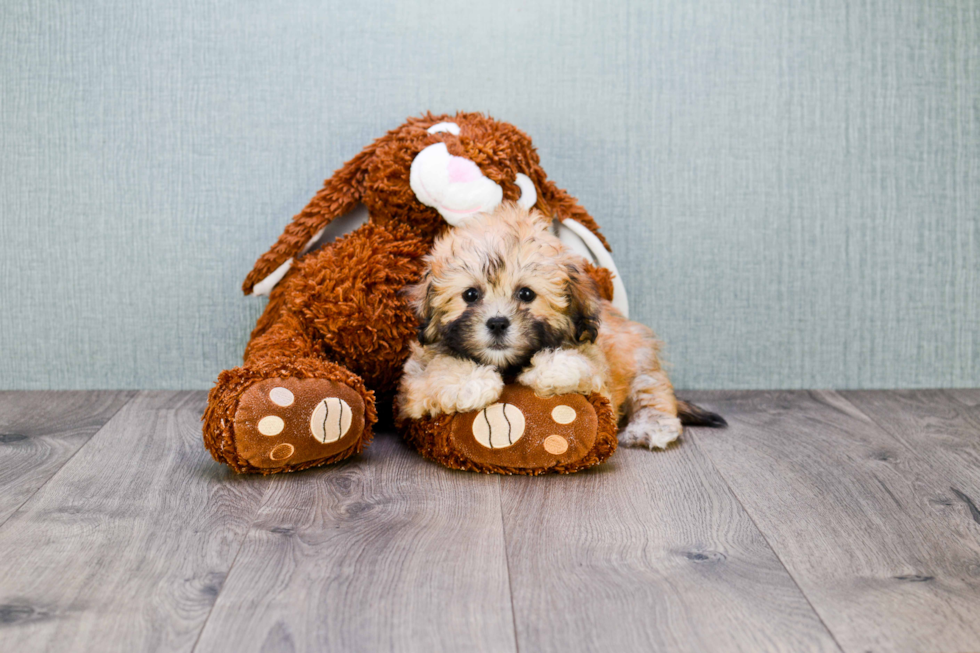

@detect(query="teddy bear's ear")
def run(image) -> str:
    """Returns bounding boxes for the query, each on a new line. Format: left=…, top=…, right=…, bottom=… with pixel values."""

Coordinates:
left=242, top=146, right=375, bottom=296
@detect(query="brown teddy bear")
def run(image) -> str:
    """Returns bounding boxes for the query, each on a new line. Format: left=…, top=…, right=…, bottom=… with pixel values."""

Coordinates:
left=203, top=112, right=624, bottom=474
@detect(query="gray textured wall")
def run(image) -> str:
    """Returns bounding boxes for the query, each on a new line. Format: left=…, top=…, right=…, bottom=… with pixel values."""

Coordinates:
left=2, top=0, right=978, bottom=390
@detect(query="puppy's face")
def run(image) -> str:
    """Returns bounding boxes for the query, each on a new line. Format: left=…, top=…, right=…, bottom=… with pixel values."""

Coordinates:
left=408, top=204, right=600, bottom=371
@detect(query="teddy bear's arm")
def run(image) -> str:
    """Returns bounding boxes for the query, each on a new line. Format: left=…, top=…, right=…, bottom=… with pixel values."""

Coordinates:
left=243, top=146, right=376, bottom=296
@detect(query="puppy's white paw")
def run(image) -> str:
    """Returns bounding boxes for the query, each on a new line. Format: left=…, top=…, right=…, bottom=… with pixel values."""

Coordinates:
left=619, top=412, right=682, bottom=450
left=399, top=353, right=504, bottom=419
left=453, top=375, right=505, bottom=413
left=434, top=366, right=504, bottom=415
left=518, top=349, right=603, bottom=397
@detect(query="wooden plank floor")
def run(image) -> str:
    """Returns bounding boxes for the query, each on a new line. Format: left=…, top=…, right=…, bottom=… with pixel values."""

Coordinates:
left=0, top=390, right=978, bottom=652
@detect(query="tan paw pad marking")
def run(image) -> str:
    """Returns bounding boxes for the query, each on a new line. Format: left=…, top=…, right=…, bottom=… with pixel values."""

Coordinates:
left=309, top=397, right=353, bottom=443
left=257, top=415, right=285, bottom=436
left=269, top=443, right=294, bottom=461
left=551, top=405, right=576, bottom=424
left=472, top=403, right=525, bottom=449
left=543, top=435, right=569, bottom=455
left=268, top=387, right=295, bottom=407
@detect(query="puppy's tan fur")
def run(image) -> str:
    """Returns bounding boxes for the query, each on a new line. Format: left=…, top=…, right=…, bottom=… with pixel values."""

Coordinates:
left=398, top=203, right=683, bottom=448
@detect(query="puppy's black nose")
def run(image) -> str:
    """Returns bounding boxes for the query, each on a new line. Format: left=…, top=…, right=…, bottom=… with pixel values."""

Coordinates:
left=486, top=316, right=510, bottom=335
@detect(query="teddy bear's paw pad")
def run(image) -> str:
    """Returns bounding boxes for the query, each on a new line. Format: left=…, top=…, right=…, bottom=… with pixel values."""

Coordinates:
left=234, top=378, right=365, bottom=469
left=450, top=385, right=598, bottom=470
left=471, top=402, right=526, bottom=448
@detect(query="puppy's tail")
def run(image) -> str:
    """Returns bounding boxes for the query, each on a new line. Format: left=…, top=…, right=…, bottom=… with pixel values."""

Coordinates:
left=676, top=400, right=727, bottom=428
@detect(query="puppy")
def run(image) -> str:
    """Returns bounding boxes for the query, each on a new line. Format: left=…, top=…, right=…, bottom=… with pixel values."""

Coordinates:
left=397, top=203, right=724, bottom=448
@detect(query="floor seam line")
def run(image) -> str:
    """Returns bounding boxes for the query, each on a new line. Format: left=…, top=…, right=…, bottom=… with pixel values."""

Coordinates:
left=497, top=477, right=521, bottom=653
left=687, top=404, right=847, bottom=653
left=190, top=474, right=279, bottom=653
left=834, top=389, right=980, bottom=529
left=0, top=390, right=139, bottom=532
left=833, top=389, right=947, bottom=461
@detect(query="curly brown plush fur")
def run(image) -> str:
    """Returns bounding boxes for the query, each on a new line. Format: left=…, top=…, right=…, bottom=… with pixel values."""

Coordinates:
left=203, top=357, right=378, bottom=474
left=203, top=111, right=618, bottom=474
left=396, top=390, right=617, bottom=475
left=241, top=113, right=610, bottom=296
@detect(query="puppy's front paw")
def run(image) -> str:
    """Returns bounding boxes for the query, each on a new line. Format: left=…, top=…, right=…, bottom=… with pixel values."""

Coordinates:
left=452, top=374, right=505, bottom=414
left=398, top=353, right=504, bottom=419
left=429, top=365, right=503, bottom=416
left=518, top=349, right=604, bottom=397
left=618, top=411, right=682, bottom=450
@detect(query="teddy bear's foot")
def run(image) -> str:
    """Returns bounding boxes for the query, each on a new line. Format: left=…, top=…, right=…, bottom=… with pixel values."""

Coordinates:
left=231, top=378, right=367, bottom=471
left=399, top=385, right=618, bottom=475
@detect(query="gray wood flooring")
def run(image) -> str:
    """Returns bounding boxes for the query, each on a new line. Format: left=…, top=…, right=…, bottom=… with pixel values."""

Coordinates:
left=0, top=390, right=978, bottom=652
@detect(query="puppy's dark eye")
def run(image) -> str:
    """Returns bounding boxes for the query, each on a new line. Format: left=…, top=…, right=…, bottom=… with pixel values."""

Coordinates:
left=517, top=287, right=536, bottom=303
left=462, top=288, right=480, bottom=304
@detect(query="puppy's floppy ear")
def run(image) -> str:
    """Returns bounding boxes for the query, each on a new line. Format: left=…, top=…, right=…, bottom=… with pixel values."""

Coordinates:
left=404, top=272, right=437, bottom=345
left=525, top=207, right=553, bottom=232
left=564, top=257, right=602, bottom=344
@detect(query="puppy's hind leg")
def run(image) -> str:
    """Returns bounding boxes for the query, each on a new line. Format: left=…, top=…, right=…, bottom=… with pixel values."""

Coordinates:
left=618, top=369, right=683, bottom=450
